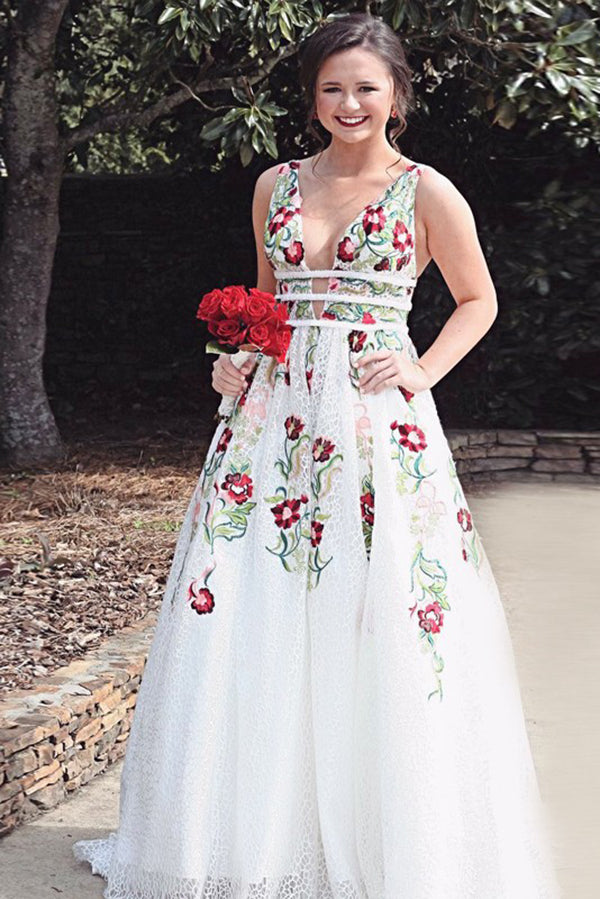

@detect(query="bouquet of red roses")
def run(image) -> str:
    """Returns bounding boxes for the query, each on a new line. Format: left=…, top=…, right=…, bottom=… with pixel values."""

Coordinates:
left=197, top=284, right=292, bottom=418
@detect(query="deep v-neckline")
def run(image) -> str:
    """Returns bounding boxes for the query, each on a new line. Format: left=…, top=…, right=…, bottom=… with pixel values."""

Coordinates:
left=292, top=158, right=414, bottom=275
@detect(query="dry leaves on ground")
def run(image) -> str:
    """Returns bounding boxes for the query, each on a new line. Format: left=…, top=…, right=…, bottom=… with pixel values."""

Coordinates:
left=0, top=436, right=210, bottom=694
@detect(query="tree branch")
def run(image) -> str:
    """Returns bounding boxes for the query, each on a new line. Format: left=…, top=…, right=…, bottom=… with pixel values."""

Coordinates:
left=18, top=0, right=69, bottom=47
left=62, top=43, right=297, bottom=152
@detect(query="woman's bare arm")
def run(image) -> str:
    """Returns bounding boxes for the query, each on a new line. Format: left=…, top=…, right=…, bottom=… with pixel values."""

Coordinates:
left=211, top=165, right=279, bottom=397
left=412, top=166, right=498, bottom=389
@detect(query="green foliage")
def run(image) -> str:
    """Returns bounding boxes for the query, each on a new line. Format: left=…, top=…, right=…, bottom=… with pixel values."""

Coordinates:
left=5, top=0, right=594, bottom=173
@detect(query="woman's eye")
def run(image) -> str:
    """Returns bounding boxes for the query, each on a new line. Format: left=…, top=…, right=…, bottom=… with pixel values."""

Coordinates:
left=322, top=86, right=377, bottom=94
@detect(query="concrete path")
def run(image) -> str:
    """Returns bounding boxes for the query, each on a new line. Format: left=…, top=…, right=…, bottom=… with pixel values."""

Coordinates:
left=1, top=479, right=598, bottom=899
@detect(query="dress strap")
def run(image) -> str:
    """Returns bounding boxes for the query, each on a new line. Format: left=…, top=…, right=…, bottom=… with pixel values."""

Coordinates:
left=274, top=268, right=417, bottom=288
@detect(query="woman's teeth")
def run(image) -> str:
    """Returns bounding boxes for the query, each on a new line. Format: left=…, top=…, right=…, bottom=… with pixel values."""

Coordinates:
left=336, top=115, right=369, bottom=127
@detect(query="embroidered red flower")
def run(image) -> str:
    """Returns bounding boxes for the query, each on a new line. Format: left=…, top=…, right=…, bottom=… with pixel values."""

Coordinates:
left=462, top=548, right=468, bottom=561
left=457, top=508, right=473, bottom=532
left=321, top=310, right=336, bottom=320
left=310, top=520, right=324, bottom=546
left=285, top=415, right=304, bottom=440
left=362, top=205, right=386, bottom=234
left=188, top=581, right=215, bottom=615
left=390, top=421, right=427, bottom=452
left=284, top=240, right=304, bottom=265
left=312, top=437, right=336, bottom=462
left=348, top=330, right=368, bottom=352
left=306, top=368, right=313, bottom=392
left=418, top=601, right=444, bottom=634
left=216, top=427, right=232, bottom=453
left=220, top=472, right=253, bottom=505
left=360, top=490, right=374, bottom=526
left=289, top=160, right=300, bottom=170
left=374, top=257, right=390, bottom=271
left=337, top=236, right=356, bottom=262
left=271, top=497, right=305, bottom=529
left=399, top=385, right=414, bottom=403
left=392, top=220, right=414, bottom=255
left=268, top=206, right=296, bottom=235
left=362, top=311, right=377, bottom=324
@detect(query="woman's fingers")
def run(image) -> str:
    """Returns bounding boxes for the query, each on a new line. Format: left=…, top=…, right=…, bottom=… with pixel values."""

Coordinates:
left=212, top=357, right=246, bottom=396
left=211, top=353, right=260, bottom=396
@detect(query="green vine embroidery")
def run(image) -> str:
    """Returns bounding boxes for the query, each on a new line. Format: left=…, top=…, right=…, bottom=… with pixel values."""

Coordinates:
left=390, top=420, right=436, bottom=494
left=276, top=415, right=311, bottom=480
left=264, top=487, right=310, bottom=572
left=448, top=455, right=483, bottom=571
left=203, top=463, right=256, bottom=551
left=408, top=543, right=450, bottom=701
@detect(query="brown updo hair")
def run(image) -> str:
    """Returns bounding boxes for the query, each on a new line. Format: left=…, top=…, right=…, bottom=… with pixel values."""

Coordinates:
left=298, top=12, right=415, bottom=173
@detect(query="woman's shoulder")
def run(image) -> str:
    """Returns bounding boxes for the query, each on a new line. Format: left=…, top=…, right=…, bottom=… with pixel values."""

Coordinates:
left=253, top=158, right=300, bottom=199
left=414, top=163, right=475, bottom=226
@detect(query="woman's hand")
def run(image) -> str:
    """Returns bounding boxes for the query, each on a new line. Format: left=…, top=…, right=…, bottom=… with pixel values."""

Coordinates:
left=211, top=352, right=258, bottom=397
left=357, top=347, right=432, bottom=395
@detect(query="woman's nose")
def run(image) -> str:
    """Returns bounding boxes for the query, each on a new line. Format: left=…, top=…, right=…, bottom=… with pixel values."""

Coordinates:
left=340, top=95, right=362, bottom=111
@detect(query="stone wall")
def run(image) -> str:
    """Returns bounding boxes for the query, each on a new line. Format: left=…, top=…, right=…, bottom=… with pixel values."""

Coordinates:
left=1, top=428, right=598, bottom=837
left=446, top=428, right=600, bottom=481
left=0, top=613, right=156, bottom=837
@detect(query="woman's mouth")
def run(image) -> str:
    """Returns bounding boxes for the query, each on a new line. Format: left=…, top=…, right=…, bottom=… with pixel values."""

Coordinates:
left=335, top=115, right=369, bottom=128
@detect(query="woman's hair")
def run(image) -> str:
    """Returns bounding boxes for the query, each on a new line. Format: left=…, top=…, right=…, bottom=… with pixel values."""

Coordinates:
left=298, top=12, right=415, bottom=170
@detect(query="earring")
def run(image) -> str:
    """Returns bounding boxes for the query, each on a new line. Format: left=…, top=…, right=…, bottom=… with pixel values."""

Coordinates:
left=390, top=108, right=398, bottom=119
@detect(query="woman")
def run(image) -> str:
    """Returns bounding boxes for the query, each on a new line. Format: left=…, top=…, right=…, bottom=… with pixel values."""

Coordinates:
left=73, top=12, right=561, bottom=898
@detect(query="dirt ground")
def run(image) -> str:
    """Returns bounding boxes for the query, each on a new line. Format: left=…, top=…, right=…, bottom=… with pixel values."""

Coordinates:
left=0, top=434, right=213, bottom=694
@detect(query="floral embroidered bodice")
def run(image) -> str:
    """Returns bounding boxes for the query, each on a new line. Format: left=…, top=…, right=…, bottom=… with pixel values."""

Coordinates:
left=263, top=159, right=424, bottom=327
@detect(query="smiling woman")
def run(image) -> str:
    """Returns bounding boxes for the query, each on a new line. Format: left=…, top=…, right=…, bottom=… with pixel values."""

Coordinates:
left=72, top=11, right=562, bottom=899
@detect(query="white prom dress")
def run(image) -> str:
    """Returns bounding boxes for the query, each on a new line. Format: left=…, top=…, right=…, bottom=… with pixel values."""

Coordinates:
left=73, top=158, right=561, bottom=898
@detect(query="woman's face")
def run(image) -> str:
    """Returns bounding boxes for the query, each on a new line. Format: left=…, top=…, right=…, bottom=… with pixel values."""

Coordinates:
left=314, top=46, right=396, bottom=144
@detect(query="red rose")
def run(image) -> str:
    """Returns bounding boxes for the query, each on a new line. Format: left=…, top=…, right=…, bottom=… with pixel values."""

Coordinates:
left=221, top=285, right=248, bottom=319
left=248, top=323, right=271, bottom=347
left=210, top=319, right=247, bottom=345
left=245, top=296, right=272, bottom=323
left=197, top=288, right=225, bottom=320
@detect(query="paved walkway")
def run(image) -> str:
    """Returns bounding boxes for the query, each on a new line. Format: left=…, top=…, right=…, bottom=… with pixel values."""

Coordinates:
left=1, top=479, right=598, bottom=898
